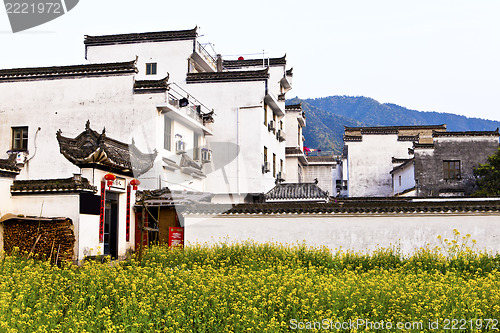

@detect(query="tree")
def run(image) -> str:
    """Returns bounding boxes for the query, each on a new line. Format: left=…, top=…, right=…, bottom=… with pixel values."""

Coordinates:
left=473, top=148, right=500, bottom=197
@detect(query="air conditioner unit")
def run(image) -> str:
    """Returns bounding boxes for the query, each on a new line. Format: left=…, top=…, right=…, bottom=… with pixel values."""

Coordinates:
left=268, top=120, right=275, bottom=132
left=262, top=162, right=271, bottom=173
left=201, top=149, right=212, bottom=163
left=277, top=171, right=286, bottom=181
left=277, top=129, right=286, bottom=142
left=176, top=140, right=186, bottom=154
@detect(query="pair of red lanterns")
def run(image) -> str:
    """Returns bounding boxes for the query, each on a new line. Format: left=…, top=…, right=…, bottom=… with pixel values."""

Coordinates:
left=103, top=173, right=141, bottom=190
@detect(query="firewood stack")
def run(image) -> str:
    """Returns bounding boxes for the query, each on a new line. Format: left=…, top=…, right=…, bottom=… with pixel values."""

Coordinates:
left=3, top=217, right=75, bottom=262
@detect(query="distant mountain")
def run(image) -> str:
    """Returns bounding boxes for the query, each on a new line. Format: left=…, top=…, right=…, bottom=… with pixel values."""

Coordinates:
left=287, top=96, right=500, bottom=154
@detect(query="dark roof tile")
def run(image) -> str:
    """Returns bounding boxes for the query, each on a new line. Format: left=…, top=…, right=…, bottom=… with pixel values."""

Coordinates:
left=186, top=68, right=269, bottom=83
left=56, top=120, right=157, bottom=177
left=265, top=182, right=329, bottom=202
left=222, top=55, right=286, bottom=68
left=84, top=27, right=198, bottom=46
left=0, top=61, right=137, bottom=82
left=11, top=175, right=97, bottom=195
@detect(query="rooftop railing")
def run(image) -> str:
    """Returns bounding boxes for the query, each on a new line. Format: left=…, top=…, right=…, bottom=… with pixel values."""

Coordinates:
left=168, top=83, right=214, bottom=125
left=196, top=42, right=217, bottom=71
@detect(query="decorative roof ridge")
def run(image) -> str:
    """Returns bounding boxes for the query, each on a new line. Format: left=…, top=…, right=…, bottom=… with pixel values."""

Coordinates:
left=432, top=129, right=500, bottom=137
left=57, top=120, right=157, bottom=176
left=265, top=181, right=329, bottom=202
left=345, top=124, right=447, bottom=131
left=11, top=176, right=97, bottom=194
left=286, top=67, right=293, bottom=76
left=0, top=60, right=138, bottom=82
left=222, top=55, right=286, bottom=68
left=285, top=103, right=302, bottom=110
left=344, top=135, right=363, bottom=142
left=0, top=154, right=20, bottom=174
left=134, top=75, right=170, bottom=92
left=84, top=27, right=198, bottom=46
left=182, top=199, right=500, bottom=215
left=186, top=68, right=269, bottom=83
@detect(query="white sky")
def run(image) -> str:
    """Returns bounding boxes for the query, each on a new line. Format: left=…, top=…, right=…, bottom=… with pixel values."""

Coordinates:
left=1, top=0, right=499, bottom=121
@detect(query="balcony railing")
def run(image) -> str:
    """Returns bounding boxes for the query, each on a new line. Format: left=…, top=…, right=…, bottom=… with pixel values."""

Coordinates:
left=168, top=83, right=214, bottom=125
left=196, top=42, right=217, bottom=71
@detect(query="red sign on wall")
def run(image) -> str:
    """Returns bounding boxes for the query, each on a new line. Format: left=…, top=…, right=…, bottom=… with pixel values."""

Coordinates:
left=168, top=227, right=184, bottom=248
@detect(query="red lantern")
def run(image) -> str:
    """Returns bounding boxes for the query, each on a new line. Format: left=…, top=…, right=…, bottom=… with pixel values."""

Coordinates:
left=130, top=178, right=141, bottom=190
left=238, top=56, right=244, bottom=60
left=103, top=173, right=116, bottom=188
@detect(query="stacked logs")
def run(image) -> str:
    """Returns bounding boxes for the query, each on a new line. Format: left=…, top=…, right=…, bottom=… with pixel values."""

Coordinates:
left=3, top=218, right=75, bottom=262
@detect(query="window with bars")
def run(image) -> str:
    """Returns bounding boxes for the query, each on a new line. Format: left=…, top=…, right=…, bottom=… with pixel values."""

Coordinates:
left=273, top=153, right=276, bottom=178
left=443, top=160, right=461, bottom=180
left=193, top=132, right=200, bottom=160
left=146, top=63, right=157, bottom=75
left=263, top=103, right=268, bottom=126
left=12, top=126, right=28, bottom=151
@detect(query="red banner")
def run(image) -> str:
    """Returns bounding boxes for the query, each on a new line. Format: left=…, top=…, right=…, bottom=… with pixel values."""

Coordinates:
left=99, top=181, right=105, bottom=243
left=168, top=227, right=184, bottom=248
left=126, top=185, right=131, bottom=242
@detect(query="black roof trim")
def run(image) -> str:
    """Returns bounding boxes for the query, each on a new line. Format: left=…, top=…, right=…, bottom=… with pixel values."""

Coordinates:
left=84, top=27, right=198, bottom=46
left=222, top=55, right=286, bottom=68
left=11, top=176, right=97, bottom=195
left=390, top=158, right=414, bottom=174
left=183, top=199, right=500, bottom=215
left=345, top=125, right=447, bottom=133
left=186, top=68, right=269, bottom=83
left=0, top=61, right=137, bottom=82
left=285, top=103, right=302, bottom=111
left=0, top=154, right=20, bottom=175
left=134, top=76, right=169, bottom=93
left=433, top=129, right=500, bottom=137
left=265, top=182, right=329, bottom=202
left=57, top=120, right=157, bottom=177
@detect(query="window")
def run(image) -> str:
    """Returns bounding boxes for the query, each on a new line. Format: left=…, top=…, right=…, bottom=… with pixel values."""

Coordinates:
left=193, top=132, right=200, bottom=160
left=398, top=175, right=402, bottom=187
left=280, top=120, right=283, bottom=130
left=12, top=126, right=28, bottom=151
left=443, top=160, right=461, bottom=180
left=164, top=116, right=172, bottom=150
left=273, top=153, right=276, bottom=177
left=263, top=103, right=268, bottom=126
left=280, top=159, right=283, bottom=172
left=297, top=124, right=301, bottom=146
left=146, top=63, right=157, bottom=75
left=264, top=146, right=268, bottom=164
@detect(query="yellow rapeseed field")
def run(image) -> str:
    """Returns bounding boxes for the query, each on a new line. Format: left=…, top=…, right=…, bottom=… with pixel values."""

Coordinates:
left=0, top=231, right=499, bottom=332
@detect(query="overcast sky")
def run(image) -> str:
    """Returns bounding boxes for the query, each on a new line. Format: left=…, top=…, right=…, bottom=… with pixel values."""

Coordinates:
left=1, top=0, right=499, bottom=121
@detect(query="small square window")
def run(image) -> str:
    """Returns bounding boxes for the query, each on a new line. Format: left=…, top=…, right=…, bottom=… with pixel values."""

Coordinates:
left=12, top=126, right=28, bottom=151
left=146, top=63, right=157, bottom=75
left=443, top=160, right=461, bottom=180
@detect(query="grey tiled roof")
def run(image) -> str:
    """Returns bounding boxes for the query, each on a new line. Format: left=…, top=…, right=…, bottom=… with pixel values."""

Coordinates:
left=345, top=125, right=447, bottom=134
left=182, top=198, right=500, bottom=215
left=433, top=129, right=499, bottom=137
left=285, top=103, right=302, bottom=111
left=84, top=27, right=198, bottom=46
left=57, top=120, right=157, bottom=177
left=0, top=61, right=137, bottom=82
left=0, top=154, right=20, bottom=175
left=186, top=68, right=269, bottom=83
left=136, top=187, right=213, bottom=207
left=265, top=182, right=329, bottom=202
left=222, top=55, right=286, bottom=68
left=11, top=176, right=97, bottom=195
left=134, top=76, right=169, bottom=93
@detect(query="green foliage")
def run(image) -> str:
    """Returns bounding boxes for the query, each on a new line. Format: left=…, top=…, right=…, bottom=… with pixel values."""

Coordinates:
left=474, top=147, right=500, bottom=196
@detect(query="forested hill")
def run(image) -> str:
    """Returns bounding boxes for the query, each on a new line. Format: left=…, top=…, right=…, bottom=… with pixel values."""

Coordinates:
left=287, top=96, right=500, bottom=154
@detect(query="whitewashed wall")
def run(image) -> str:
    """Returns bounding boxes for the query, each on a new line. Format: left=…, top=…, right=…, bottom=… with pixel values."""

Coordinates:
left=184, top=213, right=500, bottom=255
left=392, top=162, right=416, bottom=195
left=347, top=135, right=413, bottom=197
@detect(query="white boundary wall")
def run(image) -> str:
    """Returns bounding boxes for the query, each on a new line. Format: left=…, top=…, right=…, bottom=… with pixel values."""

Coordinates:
left=184, top=213, right=500, bottom=254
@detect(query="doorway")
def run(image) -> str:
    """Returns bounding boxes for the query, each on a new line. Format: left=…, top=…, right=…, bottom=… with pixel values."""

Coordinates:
left=104, top=192, right=119, bottom=259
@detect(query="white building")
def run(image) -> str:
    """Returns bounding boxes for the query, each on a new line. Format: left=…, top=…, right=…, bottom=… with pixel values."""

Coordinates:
left=84, top=27, right=294, bottom=203
left=343, top=125, right=447, bottom=197
left=0, top=27, right=296, bottom=260
left=284, top=103, right=307, bottom=183
left=0, top=57, right=214, bottom=261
